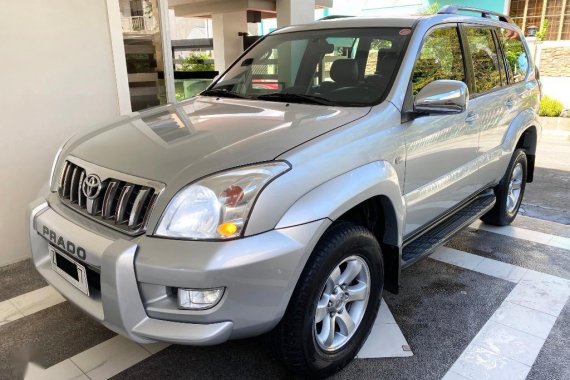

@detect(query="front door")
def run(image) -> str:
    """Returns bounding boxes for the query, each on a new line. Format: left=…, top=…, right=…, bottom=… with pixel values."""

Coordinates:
left=403, top=25, right=479, bottom=236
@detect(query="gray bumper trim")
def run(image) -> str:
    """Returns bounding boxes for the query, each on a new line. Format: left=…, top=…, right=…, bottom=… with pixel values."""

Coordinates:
left=133, top=319, right=234, bottom=345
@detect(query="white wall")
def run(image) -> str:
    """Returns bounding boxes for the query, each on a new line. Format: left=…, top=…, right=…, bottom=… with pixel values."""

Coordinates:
left=0, top=0, right=123, bottom=266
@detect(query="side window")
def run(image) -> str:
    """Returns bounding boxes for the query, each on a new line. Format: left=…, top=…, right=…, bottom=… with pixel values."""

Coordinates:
left=498, top=28, right=529, bottom=83
left=466, top=28, right=502, bottom=94
left=412, top=27, right=465, bottom=95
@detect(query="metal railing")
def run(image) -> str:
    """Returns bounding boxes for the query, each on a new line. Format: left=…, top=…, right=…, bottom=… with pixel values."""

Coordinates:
left=121, top=16, right=157, bottom=33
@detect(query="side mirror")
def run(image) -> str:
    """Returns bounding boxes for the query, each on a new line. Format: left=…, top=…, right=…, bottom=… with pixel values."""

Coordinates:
left=413, top=80, right=468, bottom=115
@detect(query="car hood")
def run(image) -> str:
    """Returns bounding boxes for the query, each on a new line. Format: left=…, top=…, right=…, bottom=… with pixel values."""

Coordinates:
left=65, top=96, right=370, bottom=185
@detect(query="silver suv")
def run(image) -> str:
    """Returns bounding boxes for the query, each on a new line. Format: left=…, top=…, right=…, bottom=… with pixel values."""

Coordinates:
left=28, top=6, right=540, bottom=377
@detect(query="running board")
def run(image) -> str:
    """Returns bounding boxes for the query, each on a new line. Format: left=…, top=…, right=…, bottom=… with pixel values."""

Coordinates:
left=401, top=194, right=496, bottom=267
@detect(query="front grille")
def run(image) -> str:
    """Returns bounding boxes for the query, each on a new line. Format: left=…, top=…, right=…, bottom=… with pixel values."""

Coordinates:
left=58, top=160, right=160, bottom=235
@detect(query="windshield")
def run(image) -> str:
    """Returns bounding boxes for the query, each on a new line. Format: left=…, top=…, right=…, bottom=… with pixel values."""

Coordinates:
left=204, top=27, right=411, bottom=106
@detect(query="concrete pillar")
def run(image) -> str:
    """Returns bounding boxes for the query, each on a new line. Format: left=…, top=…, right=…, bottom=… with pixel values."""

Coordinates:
left=276, top=0, right=316, bottom=27
left=212, top=11, right=248, bottom=72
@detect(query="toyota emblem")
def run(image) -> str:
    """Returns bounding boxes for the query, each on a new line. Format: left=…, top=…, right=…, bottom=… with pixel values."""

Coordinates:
left=82, top=174, right=102, bottom=199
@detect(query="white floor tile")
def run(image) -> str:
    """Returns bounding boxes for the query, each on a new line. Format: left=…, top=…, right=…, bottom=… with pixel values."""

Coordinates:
left=506, top=275, right=570, bottom=317
left=358, top=321, right=413, bottom=358
left=25, top=359, right=88, bottom=380
left=470, top=221, right=554, bottom=246
left=549, top=236, right=570, bottom=251
left=473, top=259, right=528, bottom=283
left=471, top=321, right=545, bottom=366
left=491, top=301, right=557, bottom=339
left=0, top=300, right=24, bottom=326
left=70, top=335, right=150, bottom=380
left=141, top=341, right=171, bottom=355
left=430, top=247, right=485, bottom=270
left=10, top=286, right=65, bottom=316
left=522, top=269, right=570, bottom=289
left=376, top=300, right=396, bottom=325
left=441, top=371, right=471, bottom=380
left=450, top=345, right=530, bottom=380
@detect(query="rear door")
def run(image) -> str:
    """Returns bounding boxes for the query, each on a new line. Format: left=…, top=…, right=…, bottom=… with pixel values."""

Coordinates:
left=461, top=25, right=512, bottom=185
left=477, top=27, right=533, bottom=183
left=403, top=25, right=479, bottom=236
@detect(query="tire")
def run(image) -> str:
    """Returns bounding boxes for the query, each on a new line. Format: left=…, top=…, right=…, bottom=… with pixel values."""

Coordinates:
left=482, top=149, right=527, bottom=226
left=271, top=222, right=384, bottom=378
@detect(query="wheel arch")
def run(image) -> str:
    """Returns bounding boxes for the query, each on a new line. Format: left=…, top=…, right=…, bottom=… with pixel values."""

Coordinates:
left=502, top=109, right=541, bottom=183
left=276, top=161, right=405, bottom=293
left=515, top=125, right=538, bottom=182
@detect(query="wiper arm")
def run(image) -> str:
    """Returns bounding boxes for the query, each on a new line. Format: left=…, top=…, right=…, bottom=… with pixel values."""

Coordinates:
left=256, top=92, right=337, bottom=106
left=201, top=88, right=251, bottom=99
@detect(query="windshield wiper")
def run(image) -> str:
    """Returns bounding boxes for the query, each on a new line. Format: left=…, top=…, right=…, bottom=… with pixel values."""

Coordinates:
left=201, top=88, right=251, bottom=99
left=256, top=93, right=338, bottom=106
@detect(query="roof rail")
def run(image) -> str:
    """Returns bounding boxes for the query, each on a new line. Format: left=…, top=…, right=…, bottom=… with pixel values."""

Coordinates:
left=318, top=15, right=354, bottom=21
left=437, top=5, right=514, bottom=24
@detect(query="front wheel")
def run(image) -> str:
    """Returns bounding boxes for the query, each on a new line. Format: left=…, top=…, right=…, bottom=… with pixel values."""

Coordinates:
left=271, top=222, right=384, bottom=377
left=482, top=149, right=527, bottom=226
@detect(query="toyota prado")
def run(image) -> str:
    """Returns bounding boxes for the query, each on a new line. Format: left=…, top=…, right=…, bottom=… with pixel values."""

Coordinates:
left=28, top=6, right=540, bottom=377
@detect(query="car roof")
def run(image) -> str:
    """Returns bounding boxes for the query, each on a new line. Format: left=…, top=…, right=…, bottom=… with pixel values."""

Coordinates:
left=271, top=13, right=518, bottom=35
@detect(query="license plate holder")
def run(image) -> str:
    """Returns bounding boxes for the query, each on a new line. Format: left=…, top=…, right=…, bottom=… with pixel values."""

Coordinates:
left=49, top=246, right=90, bottom=296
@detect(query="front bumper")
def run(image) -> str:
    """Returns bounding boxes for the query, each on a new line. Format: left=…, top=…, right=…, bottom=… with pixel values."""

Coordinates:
left=27, top=196, right=329, bottom=345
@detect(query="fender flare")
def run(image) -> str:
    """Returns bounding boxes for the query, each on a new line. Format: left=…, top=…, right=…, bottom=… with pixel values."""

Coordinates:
left=502, top=108, right=541, bottom=154
left=276, top=161, right=405, bottom=247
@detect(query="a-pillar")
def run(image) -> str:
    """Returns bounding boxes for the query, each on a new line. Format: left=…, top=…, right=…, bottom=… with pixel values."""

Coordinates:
left=212, top=11, right=248, bottom=72
left=276, top=0, right=316, bottom=28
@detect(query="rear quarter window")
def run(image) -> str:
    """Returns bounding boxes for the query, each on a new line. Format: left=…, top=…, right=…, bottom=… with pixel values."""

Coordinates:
left=498, top=28, right=529, bottom=83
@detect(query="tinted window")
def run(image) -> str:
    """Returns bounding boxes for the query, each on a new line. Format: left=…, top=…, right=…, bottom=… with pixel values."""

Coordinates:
left=412, top=27, right=465, bottom=95
left=466, top=28, right=502, bottom=94
left=498, top=28, right=529, bottom=83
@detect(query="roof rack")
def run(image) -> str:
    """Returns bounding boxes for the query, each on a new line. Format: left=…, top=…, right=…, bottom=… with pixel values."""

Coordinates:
left=318, top=15, right=354, bottom=21
left=437, top=5, right=514, bottom=24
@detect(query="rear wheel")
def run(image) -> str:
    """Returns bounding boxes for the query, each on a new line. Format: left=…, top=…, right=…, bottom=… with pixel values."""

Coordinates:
left=482, top=149, right=527, bottom=226
left=272, top=222, right=383, bottom=377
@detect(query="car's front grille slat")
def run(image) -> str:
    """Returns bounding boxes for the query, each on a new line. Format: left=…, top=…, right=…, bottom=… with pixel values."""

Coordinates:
left=60, top=163, right=72, bottom=198
left=58, top=160, right=159, bottom=235
left=115, top=185, right=135, bottom=224
left=129, top=188, right=152, bottom=228
left=69, top=167, right=80, bottom=203
left=77, top=170, right=86, bottom=208
left=102, top=180, right=120, bottom=219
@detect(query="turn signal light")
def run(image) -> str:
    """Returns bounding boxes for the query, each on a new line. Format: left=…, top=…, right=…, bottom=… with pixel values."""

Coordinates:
left=217, top=222, right=238, bottom=237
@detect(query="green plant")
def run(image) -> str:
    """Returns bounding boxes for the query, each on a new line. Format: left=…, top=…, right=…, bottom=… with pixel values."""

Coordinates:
left=421, top=1, right=440, bottom=15
left=180, top=53, right=214, bottom=72
left=539, top=96, right=564, bottom=117
left=536, top=19, right=549, bottom=42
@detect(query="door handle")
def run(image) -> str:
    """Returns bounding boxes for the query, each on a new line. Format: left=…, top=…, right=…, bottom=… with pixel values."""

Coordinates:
left=465, top=111, right=478, bottom=124
left=505, top=98, right=515, bottom=108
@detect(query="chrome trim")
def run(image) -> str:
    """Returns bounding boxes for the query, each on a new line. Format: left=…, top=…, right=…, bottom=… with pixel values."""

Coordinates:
left=129, top=188, right=151, bottom=228
left=69, top=166, right=80, bottom=203
left=414, top=80, right=469, bottom=115
left=115, top=185, right=134, bottom=224
left=102, top=180, right=120, bottom=219
left=58, top=156, right=165, bottom=236
left=78, top=171, right=86, bottom=208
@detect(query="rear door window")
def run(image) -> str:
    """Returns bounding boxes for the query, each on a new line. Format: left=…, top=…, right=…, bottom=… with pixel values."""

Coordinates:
left=498, top=28, right=529, bottom=83
left=465, top=28, right=503, bottom=94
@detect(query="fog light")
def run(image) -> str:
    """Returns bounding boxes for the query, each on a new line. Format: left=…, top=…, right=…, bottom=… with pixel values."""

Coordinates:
left=177, top=287, right=225, bottom=310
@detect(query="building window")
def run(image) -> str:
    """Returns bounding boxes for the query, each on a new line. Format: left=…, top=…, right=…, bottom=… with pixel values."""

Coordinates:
left=510, top=0, right=570, bottom=41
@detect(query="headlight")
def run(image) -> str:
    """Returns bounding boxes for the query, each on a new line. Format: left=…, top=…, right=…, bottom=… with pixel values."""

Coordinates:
left=155, top=161, right=290, bottom=240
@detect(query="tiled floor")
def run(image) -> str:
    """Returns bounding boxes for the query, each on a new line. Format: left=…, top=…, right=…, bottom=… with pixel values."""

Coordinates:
left=1, top=215, right=569, bottom=380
